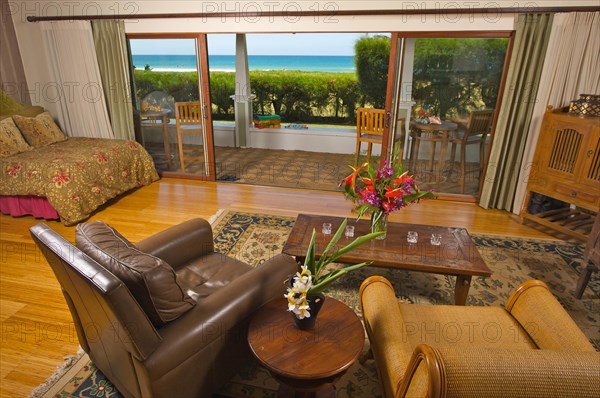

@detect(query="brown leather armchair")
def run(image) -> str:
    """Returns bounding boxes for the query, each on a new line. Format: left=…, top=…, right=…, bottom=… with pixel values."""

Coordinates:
left=30, top=218, right=298, bottom=398
left=360, top=276, right=600, bottom=398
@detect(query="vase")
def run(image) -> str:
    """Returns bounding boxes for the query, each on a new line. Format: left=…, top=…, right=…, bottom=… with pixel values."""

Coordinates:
left=293, top=293, right=325, bottom=330
left=370, top=211, right=388, bottom=240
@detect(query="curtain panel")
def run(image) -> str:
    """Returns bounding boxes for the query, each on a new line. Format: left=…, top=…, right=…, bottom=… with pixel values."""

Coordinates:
left=513, top=12, right=600, bottom=214
left=91, top=20, right=135, bottom=141
left=0, top=0, right=31, bottom=105
left=479, top=14, right=553, bottom=211
left=41, top=21, right=114, bottom=138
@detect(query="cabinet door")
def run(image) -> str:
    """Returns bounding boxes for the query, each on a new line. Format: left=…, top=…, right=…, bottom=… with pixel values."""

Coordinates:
left=539, top=116, right=590, bottom=181
left=580, top=124, right=600, bottom=188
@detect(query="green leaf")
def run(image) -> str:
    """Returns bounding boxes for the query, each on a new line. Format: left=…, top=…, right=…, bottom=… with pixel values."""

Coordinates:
left=309, top=261, right=372, bottom=294
left=316, top=219, right=348, bottom=274
left=303, top=228, right=317, bottom=275
left=403, top=191, right=437, bottom=203
left=326, top=231, right=383, bottom=265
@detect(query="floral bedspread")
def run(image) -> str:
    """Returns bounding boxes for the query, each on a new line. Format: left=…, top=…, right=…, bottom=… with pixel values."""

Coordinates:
left=0, top=137, right=159, bottom=225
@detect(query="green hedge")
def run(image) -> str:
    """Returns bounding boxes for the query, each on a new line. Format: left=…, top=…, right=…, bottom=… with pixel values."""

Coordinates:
left=133, top=70, right=361, bottom=124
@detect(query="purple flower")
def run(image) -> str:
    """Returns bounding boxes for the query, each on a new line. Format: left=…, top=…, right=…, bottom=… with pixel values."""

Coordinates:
left=361, top=190, right=381, bottom=208
left=377, top=163, right=394, bottom=179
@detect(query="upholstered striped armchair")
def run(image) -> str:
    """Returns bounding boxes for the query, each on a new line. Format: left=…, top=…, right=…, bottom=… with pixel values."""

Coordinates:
left=359, top=277, right=600, bottom=398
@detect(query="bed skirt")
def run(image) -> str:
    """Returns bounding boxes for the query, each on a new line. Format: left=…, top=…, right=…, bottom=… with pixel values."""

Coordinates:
left=0, top=196, right=60, bottom=220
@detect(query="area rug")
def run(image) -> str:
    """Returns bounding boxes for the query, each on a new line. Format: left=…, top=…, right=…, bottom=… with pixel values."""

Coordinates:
left=32, top=209, right=599, bottom=398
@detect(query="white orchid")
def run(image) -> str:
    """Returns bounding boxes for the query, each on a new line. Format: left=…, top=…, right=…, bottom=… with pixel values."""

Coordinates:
left=285, top=266, right=313, bottom=319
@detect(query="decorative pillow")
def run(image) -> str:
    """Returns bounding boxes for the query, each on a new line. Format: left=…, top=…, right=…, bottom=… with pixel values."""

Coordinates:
left=75, top=221, right=196, bottom=328
left=0, top=117, right=31, bottom=157
left=12, top=111, right=67, bottom=147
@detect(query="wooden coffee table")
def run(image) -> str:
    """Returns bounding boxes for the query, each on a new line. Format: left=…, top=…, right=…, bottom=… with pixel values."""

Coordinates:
left=282, top=214, right=492, bottom=305
left=248, top=297, right=364, bottom=397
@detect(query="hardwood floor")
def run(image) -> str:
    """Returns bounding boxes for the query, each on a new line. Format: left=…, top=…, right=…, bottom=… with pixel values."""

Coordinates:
left=0, top=178, right=558, bottom=397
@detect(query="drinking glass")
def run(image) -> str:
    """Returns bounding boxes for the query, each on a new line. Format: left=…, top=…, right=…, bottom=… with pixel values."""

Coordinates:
left=322, top=223, right=332, bottom=235
left=407, top=231, right=418, bottom=244
left=430, top=233, right=442, bottom=246
left=345, top=225, right=355, bottom=238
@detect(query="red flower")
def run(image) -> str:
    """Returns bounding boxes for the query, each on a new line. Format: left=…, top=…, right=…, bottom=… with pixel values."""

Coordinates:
left=384, top=187, right=404, bottom=199
left=394, top=174, right=413, bottom=185
left=94, top=153, right=109, bottom=163
left=7, top=165, right=22, bottom=178
left=52, top=173, right=70, bottom=188
left=361, top=177, right=377, bottom=186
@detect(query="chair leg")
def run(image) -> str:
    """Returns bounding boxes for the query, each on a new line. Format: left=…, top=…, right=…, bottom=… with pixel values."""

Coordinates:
left=460, top=145, right=466, bottom=194
left=366, top=143, right=373, bottom=164
left=450, top=143, right=457, bottom=177
left=355, top=140, right=361, bottom=167
left=575, top=261, right=596, bottom=299
left=178, top=132, right=186, bottom=173
left=479, top=140, right=486, bottom=182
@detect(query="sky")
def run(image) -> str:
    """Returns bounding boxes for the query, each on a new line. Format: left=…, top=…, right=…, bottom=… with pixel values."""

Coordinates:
left=129, top=33, right=373, bottom=56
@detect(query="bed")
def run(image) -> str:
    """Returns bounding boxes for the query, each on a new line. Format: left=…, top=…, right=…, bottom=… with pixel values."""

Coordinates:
left=0, top=137, right=159, bottom=226
left=0, top=91, right=160, bottom=225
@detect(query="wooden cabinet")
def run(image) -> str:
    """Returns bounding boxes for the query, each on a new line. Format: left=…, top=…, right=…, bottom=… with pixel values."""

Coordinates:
left=520, top=107, right=600, bottom=240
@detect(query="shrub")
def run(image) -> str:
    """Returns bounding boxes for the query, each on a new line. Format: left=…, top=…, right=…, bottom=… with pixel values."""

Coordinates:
left=133, top=69, right=361, bottom=124
left=354, top=35, right=390, bottom=109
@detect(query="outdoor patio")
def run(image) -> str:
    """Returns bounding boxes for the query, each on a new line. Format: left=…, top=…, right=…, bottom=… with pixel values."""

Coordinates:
left=145, top=143, right=483, bottom=195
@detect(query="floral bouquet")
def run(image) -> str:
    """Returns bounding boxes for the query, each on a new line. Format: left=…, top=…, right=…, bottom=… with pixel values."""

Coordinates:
left=415, top=103, right=432, bottom=123
left=414, top=104, right=441, bottom=124
left=285, top=218, right=383, bottom=321
left=341, top=145, right=436, bottom=238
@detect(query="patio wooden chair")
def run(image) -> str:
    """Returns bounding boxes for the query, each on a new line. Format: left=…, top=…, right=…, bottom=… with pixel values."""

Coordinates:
left=175, top=102, right=204, bottom=173
left=449, top=109, right=494, bottom=193
left=355, top=108, right=385, bottom=166
left=355, top=108, right=405, bottom=166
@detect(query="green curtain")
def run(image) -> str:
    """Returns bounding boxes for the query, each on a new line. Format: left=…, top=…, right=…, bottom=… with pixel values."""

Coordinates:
left=91, top=20, right=135, bottom=140
left=479, top=14, right=553, bottom=211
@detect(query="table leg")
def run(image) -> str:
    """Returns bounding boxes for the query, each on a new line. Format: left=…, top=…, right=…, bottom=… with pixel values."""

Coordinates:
left=428, top=140, right=436, bottom=182
left=437, top=132, right=448, bottom=189
left=454, top=275, right=472, bottom=305
left=161, top=115, right=173, bottom=167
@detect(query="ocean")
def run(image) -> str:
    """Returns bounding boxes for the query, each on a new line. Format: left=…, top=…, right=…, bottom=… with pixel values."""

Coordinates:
left=132, top=54, right=355, bottom=73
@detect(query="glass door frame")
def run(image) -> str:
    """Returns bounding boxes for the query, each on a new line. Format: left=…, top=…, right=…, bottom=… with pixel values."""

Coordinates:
left=127, top=33, right=216, bottom=181
left=381, top=30, right=515, bottom=201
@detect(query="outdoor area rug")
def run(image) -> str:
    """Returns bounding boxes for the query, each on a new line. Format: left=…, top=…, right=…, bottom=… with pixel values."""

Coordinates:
left=31, top=209, right=599, bottom=398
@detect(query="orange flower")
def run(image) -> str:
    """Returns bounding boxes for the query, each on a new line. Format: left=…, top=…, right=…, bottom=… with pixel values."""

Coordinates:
left=344, top=163, right=368, bottom=190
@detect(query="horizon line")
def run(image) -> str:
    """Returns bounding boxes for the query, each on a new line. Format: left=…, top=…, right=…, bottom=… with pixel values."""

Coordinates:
left=133, top=54, right=355, bottom=57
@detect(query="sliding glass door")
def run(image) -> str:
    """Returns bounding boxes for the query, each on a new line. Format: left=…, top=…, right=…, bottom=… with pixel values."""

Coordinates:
left=127, top=34, right=216, bottom=180
left=383, top=33, right=512, bottom=198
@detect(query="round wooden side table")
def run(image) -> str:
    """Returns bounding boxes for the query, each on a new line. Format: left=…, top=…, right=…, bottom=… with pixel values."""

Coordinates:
left=410, top=120, right=458, bottom=187
left=248, top=297, right=364, bottom=398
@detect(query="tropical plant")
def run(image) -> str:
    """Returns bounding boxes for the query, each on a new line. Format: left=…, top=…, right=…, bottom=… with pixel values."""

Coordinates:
left=285, top=219, right=383, bottom=319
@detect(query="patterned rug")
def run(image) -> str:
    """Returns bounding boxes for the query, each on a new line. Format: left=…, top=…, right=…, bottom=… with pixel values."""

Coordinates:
left=32, top=210, right=599, bottom=398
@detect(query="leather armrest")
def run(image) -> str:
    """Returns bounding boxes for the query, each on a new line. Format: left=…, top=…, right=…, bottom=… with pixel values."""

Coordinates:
left=141, top=253, right=298, bottom=379
left=359, top=276, right=415, bottom=398
left=505, top=280, right=596, bottom=352
left=136, top=218, right=214, bottom=269
left=398, top=344, right=600, bottom=398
